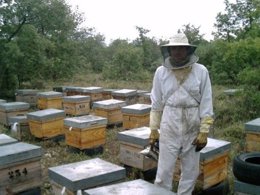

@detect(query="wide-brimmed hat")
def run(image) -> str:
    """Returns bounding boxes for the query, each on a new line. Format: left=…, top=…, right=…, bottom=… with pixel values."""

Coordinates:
left=161, top=33, right=197, bottom=48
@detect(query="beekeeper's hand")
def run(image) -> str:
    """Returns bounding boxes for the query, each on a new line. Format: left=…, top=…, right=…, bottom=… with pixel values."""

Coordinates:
left=192, top=116, right=214, bottom=152
left=149, top=110, right=162, bottom=145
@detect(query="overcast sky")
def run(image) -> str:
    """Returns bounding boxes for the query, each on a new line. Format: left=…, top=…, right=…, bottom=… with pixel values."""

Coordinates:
left=66, top=0, right=226, bottom=44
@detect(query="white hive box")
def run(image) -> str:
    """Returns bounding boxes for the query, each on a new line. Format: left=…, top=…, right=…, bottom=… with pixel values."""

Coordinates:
left=112, top=89, right=138, bottom=105
left=27, top=108, right=65, bottom=139
left=15, top=89, right=39, bottom=107
left=64, top=115, right=108, bottom=150
left=63, top=95, right=91, bottom=116
left=244, top=118, right=260, bottom=152
left=92, top=99, right=127, bottom=125
left=117, top=126, right=157, bottom=171
left=83, top=179, right=176, bottom=195
left=37, top=91, right=63, bottom=109
left=0, top=102, right=30, bottom=126
left=8, top=115, right=30, bottom=140
left=49, top=158, right=126, bottom=195
left=0, top=134, right=18, bottom=146
left=121, top=103, right=151, bottom=129
left=0, top=142, right=42, bottom=194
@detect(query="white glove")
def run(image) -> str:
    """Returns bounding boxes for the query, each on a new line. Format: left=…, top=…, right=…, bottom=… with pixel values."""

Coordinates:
left=149, top=110, right=162, bottom=144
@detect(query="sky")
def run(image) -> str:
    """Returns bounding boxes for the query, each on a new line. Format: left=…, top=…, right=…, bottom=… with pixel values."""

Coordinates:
left=66, top=0, right=226, bottom=44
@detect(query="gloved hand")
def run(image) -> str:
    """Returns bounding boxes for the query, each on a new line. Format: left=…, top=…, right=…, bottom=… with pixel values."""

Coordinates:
left=192, top=116, right=214, bottom=152
left=149, top=110, right=162, bottom=145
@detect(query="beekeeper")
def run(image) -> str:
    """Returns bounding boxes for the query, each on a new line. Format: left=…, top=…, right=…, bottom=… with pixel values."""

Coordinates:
left=149, top=33, right=214, bottom=195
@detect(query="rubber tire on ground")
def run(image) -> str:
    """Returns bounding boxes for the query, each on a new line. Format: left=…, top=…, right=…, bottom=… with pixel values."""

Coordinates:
left=197, top=179, right=229, bottom=195
left=233, top=152, right=260, bottom=185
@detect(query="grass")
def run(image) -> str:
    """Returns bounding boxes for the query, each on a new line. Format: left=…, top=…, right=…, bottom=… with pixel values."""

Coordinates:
left=0, top=72, right=250, bottom=194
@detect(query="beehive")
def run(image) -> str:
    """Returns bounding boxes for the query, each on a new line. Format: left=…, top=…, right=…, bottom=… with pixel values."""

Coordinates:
left=138, top=92, right=151, bottom=104
left=234, top=178, right=260, bottom=195
left=49, top=158, right=126, bottom=195
left=27, top=109, right=65, bottom=139
left=77, top=87, right=104, bottom=103
left=8, top=115, right=30, bottom=140
left=63, top=95, right=91, bottom=116
left=0, top=142, right=42, bottom=194
left=0, top=134, right=18, bottom=146
left=37, top=91, right=63, bottom=109
left=92, top=99, right=126, bottom=125
left=112, top=89, right=138, bottom=105
left=102, top=89, right=116, bottom=100
left=121, top=103, right=151, bottom=129
left=65, top=86, right=81, bottom=96
left=117, top=126, right=157, bottom=171
left=174, top=138, right=231, bottom=190
left=0, top=102, right=30, bottom=126
left=64, top=115, right=107, bottom=150
left=15, top=89, right=39, bottom=107
left=83, top=179, right=176, bottom=195
left=244, top=118, right=260, bottom=152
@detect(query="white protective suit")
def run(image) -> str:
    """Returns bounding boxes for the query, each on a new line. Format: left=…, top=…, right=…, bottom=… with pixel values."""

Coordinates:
left=151, top=55, right=213, bottom=195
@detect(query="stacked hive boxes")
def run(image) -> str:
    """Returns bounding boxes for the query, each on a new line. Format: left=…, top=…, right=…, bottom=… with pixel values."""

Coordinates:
left=112, top=89, right=137, bottom=105
left=37, top=91, right=63, bottom=110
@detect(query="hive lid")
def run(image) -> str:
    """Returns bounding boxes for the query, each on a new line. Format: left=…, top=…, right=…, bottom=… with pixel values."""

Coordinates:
left=15, top=89, right=39, bottom=95
left=65, top=86, right=82, bottom=92
left=83, top=179, right=176, bottom=195
left=117, top=127, right=150, bottom=147
left=0, top=134, right=18, bottom=146
left=63, top=95, right=90, bottom=102
left=121, top=104, right=151, bottom=114
left=8, top=115, right=28, bottom=125
left=64, top=115, right=107, bottom=129
left=0, top=142, right=42, bottom=167
left=48, top=158, right=126, bottom=191
left=244, top=118, right=260, bottom=132
left=77, top=87, right=103, bottom=93
left=37, top=91, right=63, bottom=98
left=92, top=99, right=127, bottom=109
left=27, top=108, right=65, bottom=121
left=200, top=138, right=231, bottom=160
left=0, top=102, right=30, bottom=111
left=112, top=89, right=137, bottom=97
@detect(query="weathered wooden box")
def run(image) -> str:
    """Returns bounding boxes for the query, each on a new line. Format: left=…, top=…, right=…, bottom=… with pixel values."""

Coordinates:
left=63, top=95, right=91, bottom=116
left=27, top=108, right=65, bottom=139
left=0, top=134, right=18, bottom=146
left=8, top=115, right=30, bottom=140
left=92, top=99, right=127, bottom=125
left=117, top=126, right=157, bottom=171
left=83, top=179, right=176, bottom=195
left=121, top=103, right=151, bottom=129
left=112, top=89, right=138, bottom=105
left=0, top=142, right=42, bottom=194
left=174, top=138, right=231, bottom=190
left=37, top=91, right=63, bottom=109
left=15, top=89, right=39, bottom=107
left=78, top=87, right=104, bottom=103
left=64, top=115, right=108, bottom=150
left=234, top=178, right=260, bottom=195
left=49, top=158, right=126, bottom=194
left=244, top=118, right=260, bottom=152
left=138, top=92, right=151, bottom=104
left=65, top=86, right=81, bottom=96
left=102, top=89, right=116, bottom=100
left=0, top=102, right=30, bottom=126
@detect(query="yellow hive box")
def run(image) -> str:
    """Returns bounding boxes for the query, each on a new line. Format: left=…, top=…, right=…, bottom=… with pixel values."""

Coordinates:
left=244, top=118, right=260, bottom=152
left=63, top=95, right=91, bottom=116
left=37, top=91, right=63, bottom=110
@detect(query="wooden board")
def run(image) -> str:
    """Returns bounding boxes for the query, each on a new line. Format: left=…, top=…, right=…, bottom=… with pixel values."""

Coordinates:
left=63, top=101, right=90, bottom=116
left=245, top=132, right=260, bottom=152
left=123, top=113, right=150, bottom=129
left=94, top=108, right=122, bottom=125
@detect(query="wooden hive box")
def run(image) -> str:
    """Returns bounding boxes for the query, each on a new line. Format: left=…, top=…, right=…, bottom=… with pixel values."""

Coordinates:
left=64, top=115, right=108, bottom=150
left=117, top=126, right=157, bottom=171
left=15, top=89, right=39, bottom=107
left=92, top=99, right=127, bottom=125
left=83, top=179, right=176, bottom=195
left=37, top=91, right=63, bottom=109
left=173, top=138, right=231, bottom=190
left=78, top=87, right=104, bottom=104
left=234, top=178, right=260, bottom=195
left=111, top=89, right=138, bottom=105
left=0, top=134, right=18, bottom=146
left=0, top=142, right=42, bottom=194
left=8, top=115, right=30, bottom=140
left=244, top=118, right=260, bottom=152
left=65, top=86, right=81, bottom=96
left=121, top=103, right=151, bottom=129
left=102, top=89, right=116, bottom=100
left=27, top=108, right=65, bottom=139
left=49, top=158, right=126, bottom=195
left=138, top=92, right=151, bottom=104
left=63, top=95, right=91, bottom=116
left=0, top=102, right=30, bottom=126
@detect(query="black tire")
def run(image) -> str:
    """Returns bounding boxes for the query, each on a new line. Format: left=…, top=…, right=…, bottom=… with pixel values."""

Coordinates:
left=233, top=152, right=260, bottom=185
left=197, top=179, right=229, bottom=195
